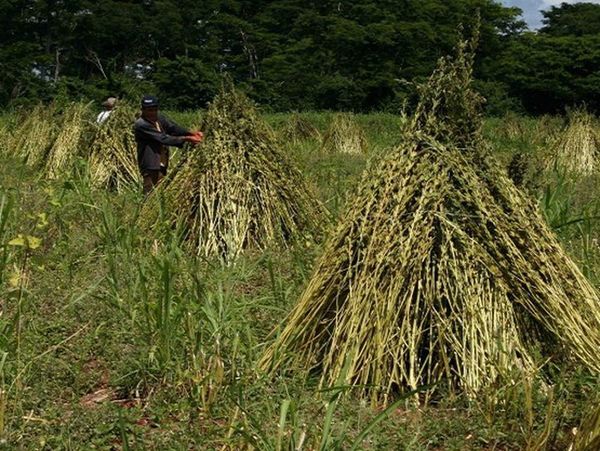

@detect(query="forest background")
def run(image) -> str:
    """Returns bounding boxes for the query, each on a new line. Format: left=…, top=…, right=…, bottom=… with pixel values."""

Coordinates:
left=1, top=0, right=599, bottom=114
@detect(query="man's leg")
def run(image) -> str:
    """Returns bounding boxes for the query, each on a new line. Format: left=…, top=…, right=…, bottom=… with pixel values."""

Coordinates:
left=142, top=170, right=162, bottom=195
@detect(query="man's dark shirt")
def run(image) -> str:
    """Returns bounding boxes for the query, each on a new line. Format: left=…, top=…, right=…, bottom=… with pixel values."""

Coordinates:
left=134, top=114, right=189, bottom=172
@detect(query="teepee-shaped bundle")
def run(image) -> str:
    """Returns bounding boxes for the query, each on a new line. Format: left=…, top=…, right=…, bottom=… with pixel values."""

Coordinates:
left=280, top=113, right=321, bottom=144
left=7, top=104, right=57, bottom=167
left=321, top=113, right=367, bottom=154
left=45, top=102, right=91, bottom=179
left=534, top=114, right=563, bottom=146
left=498, top=112, right=526, bottom=141
left=261, top=37, right=600, bottom=402
left=547, top=109, right=600, bottom=174
left=573, top=403, right=600, bottom=451
left=145, top=86, right=327, bottom=263
left=0, top=115, right=12, bottom=157
left=88, top=102, right=140, bottom=190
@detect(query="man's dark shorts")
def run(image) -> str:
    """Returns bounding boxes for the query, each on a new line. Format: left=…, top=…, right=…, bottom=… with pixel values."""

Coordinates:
left=142, top=169, right=165, bottom=195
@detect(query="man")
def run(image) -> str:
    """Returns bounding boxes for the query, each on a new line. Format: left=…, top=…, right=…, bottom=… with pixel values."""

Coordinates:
left=97, top=96, right=117, bottom=124
left=134, top=95, right=203, bottom=194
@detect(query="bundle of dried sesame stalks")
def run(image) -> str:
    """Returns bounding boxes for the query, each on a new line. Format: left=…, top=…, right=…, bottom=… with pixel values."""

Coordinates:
left=261, top=36, right=600, bottom=403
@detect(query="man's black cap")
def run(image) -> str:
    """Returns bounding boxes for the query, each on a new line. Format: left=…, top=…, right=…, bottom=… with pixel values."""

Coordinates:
left=141, top=95, right=159, bottom=109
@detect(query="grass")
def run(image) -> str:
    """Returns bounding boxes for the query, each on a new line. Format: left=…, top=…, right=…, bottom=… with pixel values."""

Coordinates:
left=0, top=110, right=598, bottom=449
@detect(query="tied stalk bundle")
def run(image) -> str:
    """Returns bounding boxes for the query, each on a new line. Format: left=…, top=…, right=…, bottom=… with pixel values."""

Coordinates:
left=0, top=117, right=10, bottom=156
left=572, top=403, right=600, bottom=451
left=89, top=102, right=140, bottom=190
left=321, top=113, right=367, bottom=154
left=143, top=86, right=327, bottom=263
left=507, top=115, right=562, bottom=191
left=534, top=114, right=563, bottom=147
left=261, top=37, right=600, bottom=403
left=281, top=113, right=321, bottom=145
left=45, top=102, right=91, bottom=179
left=547, top=109, right=600, bottom=175
left=8, top=105, right=57, bottom=167
left=499, top=112, right=525, bottom=141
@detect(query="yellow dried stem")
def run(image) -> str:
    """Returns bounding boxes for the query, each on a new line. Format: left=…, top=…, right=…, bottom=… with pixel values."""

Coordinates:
left=281, top=113, right=321, bottom=145
left=534, top=115, right=563, bottom=147
left=321, top=113, right=367, bottom=154
left=46, top=102, right=91, bottom=179
left=261, top=34, right=600, bottom=403
left=573, top=403, right=600, bottom=451
left=7, top=105, right=57, bottom=167
left=88, top=102, right=140, bottom=191
left=141, top=86, right=328, bottom=263
left=498, top=112, right=529, bottom=142
left=547, top=109, right=600, bottom=175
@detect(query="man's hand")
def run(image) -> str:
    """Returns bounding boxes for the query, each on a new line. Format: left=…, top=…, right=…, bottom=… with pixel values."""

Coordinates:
left=184, top=132, right=203, bottom=145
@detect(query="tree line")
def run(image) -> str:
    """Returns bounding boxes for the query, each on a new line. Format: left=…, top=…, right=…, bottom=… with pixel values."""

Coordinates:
left=1, top=0, right=599, bottom=114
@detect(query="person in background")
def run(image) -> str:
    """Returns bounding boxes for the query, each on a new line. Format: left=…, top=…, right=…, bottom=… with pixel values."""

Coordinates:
left=134, top=95, right=203, bottom=195
left=97, top=96, right=117, bottom=124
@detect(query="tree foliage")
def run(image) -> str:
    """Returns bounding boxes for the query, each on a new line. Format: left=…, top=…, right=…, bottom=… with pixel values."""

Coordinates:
left=480, top=2, right=600, bottom=114
left=540, top=2, right=600, bottom=37
left=0, top=0, right=598, bottom=114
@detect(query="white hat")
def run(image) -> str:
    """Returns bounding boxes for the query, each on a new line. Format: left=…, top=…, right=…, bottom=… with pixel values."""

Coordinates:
left=102, top=97, right=117, bottom=108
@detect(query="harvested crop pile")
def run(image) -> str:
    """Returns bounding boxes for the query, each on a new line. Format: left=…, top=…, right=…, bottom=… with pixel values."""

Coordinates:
left=88, top=102, right=140, bottom=190
left=143, top=85, right=327, bottom=263
left=321, top=113, right=367, bottom=154
left=499, top=112, right=525, bottom=141
left=506, top=149, right=547, bottom=194
left=7, top=105, right=57, bottom=168
left=45, top=102, right=91, bottom=179
left=547, top=110, right=600, bottom=174
left=261, top=37, right=600, bottom=402
left=573, top=403, right=600, bottom=451
left=534, top=114, right=563, bottom=146
left=0, top=117, right=11, bottom=156
left=281, top=113, right=321, bottom=144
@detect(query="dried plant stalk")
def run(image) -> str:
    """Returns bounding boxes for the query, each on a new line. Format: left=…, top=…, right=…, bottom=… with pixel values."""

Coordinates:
left=88, top=102, right=140, bottom=191
left=281, top=113, right=321, bottom=144
left=261, top=34, right=600, bottom=403
left=46, top=102, right=91, bottom=178
left=142, top=86, right=327, bottom=263
left=547, top=109, right=600, bottom=175
left=7, top=105, right=57, bottom=168
left=573, top=403, right=600, bottom=451
left=321, top=113, right=367, bottom=154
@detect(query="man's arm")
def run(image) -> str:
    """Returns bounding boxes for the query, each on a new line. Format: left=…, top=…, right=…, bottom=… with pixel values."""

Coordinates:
left=135, top=119, right=187, bottom=147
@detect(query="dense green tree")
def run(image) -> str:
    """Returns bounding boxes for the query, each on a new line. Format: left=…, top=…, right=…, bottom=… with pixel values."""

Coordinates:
left=0, top=0, right=597, bottom=114
left=151, top=56, right=219, bottom=109
left=491, top=32, right=600, bottom=113
left=252, top=0, right=525, bottom=111
left=540, top=2, right=600, bottom=37
left=484, top=3, right=600, bottom=114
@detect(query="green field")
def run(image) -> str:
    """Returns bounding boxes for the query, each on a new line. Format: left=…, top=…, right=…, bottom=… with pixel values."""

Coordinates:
left=0, top=109, right=599, bottom=450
